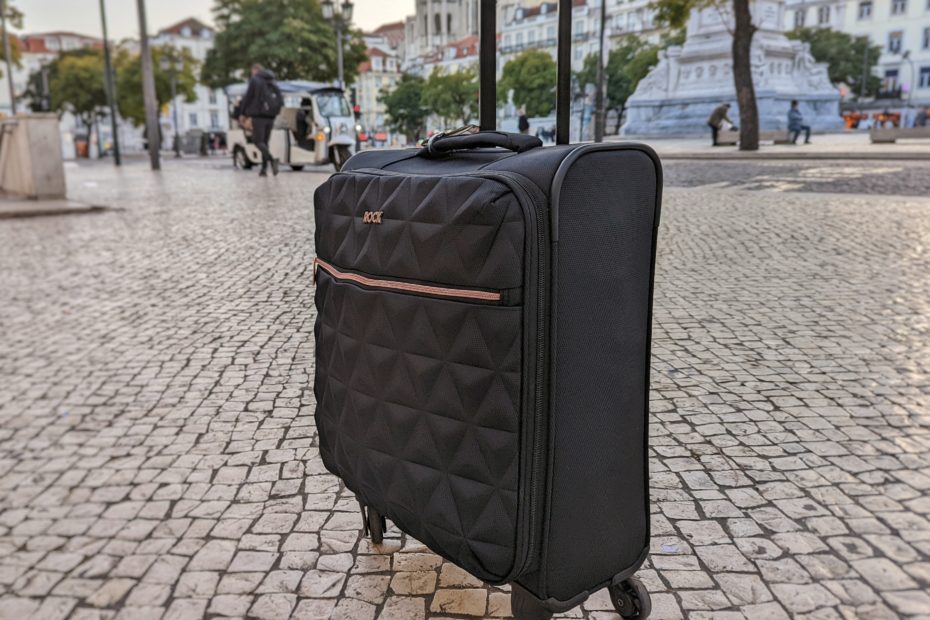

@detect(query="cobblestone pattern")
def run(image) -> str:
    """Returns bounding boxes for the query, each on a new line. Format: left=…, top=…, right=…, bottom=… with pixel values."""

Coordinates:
left=0, top=161, right=928, bottom=619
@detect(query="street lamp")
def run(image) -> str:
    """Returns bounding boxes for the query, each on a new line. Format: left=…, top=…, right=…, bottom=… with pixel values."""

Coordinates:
left=160, top=50, right=183, bottom=158
left=1, top=0, right=16, bottom=115
left=321, top=0, right=354, bottom=90
left=901, top=50, right=914, bottom=107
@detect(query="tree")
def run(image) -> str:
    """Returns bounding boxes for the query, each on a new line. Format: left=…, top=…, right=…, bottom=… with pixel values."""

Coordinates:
left=787, top=28, right=881, bottom=99
left=33, top=50, right=109, bottom=127
left=381, top=73, right=427, bottom=142
left=652, top=0, right=760, bottom=150
left=115, top=45, right=198, bottom=126
left=499, top=49, right=557, bottom=118
left=0, top=1, right=23, bottom=77
left=576, top=37, right=659, bottom=134
left=201, top=0, right=366, bottom=88
left=421, top=67, right=478, bottom=128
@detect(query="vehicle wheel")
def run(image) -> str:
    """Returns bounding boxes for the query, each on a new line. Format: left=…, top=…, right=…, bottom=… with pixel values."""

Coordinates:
left=609, top=577, right=651, bottom=619
left=367, top=508, right=386, bottom=544
left=233, top=147, right=253, bottom=170
left=331, top=145, right=351, bottom=171
left=289, top=165, right=305, bottom=171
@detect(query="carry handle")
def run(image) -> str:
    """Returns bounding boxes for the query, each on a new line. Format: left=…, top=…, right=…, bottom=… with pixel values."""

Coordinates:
left=479, top=0, right=572, bottom=145
left=420, top=129, right=542, bottom=158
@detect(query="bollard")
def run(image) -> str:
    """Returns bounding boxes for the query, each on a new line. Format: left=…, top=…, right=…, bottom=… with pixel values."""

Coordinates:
left=0, top=114, right=67, bottom=200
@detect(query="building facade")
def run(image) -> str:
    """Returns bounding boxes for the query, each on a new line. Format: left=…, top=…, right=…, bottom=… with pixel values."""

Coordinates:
left=784, top=0, right=930, bottom=105
left=356, top=32, right=403, bottom=131
left=404, top=0, right=481, bottom=60
left=151, top=18, right=230, bottom=137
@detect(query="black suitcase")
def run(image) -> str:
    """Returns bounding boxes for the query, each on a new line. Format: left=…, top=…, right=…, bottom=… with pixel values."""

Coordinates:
left=312, top=1, right=662, bottom=617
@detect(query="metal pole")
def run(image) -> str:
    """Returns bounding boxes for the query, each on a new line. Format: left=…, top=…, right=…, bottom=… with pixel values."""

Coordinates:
left=859, top=39, right=868, bottom=102
left=1, top=0, right=16, bottom=115
left=136, top=0, right=161, bottom=170
left=171, top=71, right=180, bottom=157
left=99, top=0, right=121, bottom=165
left=593, top=0, right=607, bottom=142
left=336, top=23, right=345, bottom=90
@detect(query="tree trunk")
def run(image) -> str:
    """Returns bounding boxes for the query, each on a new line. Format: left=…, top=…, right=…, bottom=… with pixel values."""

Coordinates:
left=615, top=103, right=625, bottom=135
left=732, top=0, right=758, bottom=151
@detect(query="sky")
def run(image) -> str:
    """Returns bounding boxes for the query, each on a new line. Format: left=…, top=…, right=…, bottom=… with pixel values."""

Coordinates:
left=12, top=0, right=414, bottom=38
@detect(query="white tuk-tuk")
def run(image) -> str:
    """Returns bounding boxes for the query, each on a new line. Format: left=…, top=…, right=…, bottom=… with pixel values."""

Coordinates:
left=226, top=80, right=358, bottom=171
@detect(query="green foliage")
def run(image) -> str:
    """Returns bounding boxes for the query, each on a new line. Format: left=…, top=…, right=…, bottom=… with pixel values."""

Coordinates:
left=421, top=67, right=478, bottom=128
left=380, top=73, right=428, bottom=141
left=499, top=49, right=558, bottom=118
left=202, top=0, right=367, bottom=88
left=27, top=49, right=108, bottom=125
left=650, top=0, right=702, bottom=30
left=0, top=1, right=24, bottom=75
left=787, top=28, right=882, bottom=98
left=575, top=37, right=659, bottom=130
left=115, top=45, right=199, bottom=126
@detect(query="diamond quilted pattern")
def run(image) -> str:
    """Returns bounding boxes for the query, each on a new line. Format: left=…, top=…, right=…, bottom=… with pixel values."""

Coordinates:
left=314, top=172, right=525, bottom=290
left=314, top=271, right=523, bottom=582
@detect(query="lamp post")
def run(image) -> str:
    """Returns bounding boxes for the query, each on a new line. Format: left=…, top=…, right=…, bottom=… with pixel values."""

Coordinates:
left=321, top=0, right=354, bottom=90
left=1, top=0, right=16, bottom=115
left=160, top=50, right=182, bottom=158
left=99, top=0, right=121, bottom=165
left=136, top=0, right=160, bottom=170
left=901, top=50, right=914, bottom=107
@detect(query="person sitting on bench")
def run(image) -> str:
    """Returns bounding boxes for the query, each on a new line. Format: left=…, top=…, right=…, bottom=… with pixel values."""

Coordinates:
left=788, top=100, right=811, bottom=145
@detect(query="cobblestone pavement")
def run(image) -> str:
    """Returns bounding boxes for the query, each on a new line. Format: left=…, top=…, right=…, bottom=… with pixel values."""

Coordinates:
left=663, top=160, right=930, bottom=196
left=1, top=159, right=929, bottom=620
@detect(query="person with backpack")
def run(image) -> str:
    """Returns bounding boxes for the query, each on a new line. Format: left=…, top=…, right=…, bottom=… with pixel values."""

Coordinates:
left=238, top=63, right=284, bottom=176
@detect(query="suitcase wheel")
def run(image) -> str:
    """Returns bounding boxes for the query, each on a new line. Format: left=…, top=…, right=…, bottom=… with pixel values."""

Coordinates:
left=510, top=586, right=553, bottom=620
left=609, top=577, right=651, bottom=619
left=359, top=502, right=387, bottom=544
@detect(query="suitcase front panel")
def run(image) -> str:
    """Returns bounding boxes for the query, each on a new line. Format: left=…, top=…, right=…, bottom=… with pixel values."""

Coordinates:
left=313, top=171, right=541, bottom=582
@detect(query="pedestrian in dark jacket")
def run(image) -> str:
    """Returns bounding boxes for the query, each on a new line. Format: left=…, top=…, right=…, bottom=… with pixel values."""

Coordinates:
left=518, top=109, right=530, bottom=135
left=239, top=64, right=283, bottom=176
left=707, top=103, right=734, bottom=146
left=788, top=100, right=811, bottom=144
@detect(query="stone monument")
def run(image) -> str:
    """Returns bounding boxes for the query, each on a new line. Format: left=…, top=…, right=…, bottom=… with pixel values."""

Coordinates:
left=622, top=0, right=843, bottom=136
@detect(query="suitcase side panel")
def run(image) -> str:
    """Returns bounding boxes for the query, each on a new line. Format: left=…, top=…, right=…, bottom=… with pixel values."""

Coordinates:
left=542, top=147, right=661, bottom=601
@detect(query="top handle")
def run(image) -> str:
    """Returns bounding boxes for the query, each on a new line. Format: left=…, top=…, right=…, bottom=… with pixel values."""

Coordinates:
left=479, top=0, right=572, bottom=145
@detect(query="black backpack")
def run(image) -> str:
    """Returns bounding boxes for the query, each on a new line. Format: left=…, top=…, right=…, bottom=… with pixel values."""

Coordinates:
left=258, top=79, right=283, bottom=117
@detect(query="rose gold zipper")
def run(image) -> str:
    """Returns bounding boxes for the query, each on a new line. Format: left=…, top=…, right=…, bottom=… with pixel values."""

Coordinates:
left=313, top=258, right=502, bottom=302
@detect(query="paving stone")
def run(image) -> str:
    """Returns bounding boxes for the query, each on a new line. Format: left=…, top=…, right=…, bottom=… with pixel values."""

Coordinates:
left=430, top=588, right=488, bottom=616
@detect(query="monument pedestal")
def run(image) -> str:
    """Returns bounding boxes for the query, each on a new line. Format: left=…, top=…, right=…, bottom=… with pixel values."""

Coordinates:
left=622, top=0, right=842, bottom=136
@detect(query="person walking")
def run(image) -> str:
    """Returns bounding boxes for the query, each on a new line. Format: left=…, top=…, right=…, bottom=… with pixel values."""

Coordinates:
left=518, top=108, right=530, bottom=135
left=788, top=100, right=811, bottom=145
left=707, top=103, right=734, bottom=146
left=238, top=64, right=284, bottom=176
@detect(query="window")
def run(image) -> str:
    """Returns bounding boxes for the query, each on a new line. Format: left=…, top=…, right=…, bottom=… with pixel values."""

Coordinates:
left=547, top=25, right=556, bottom=40
left=883, top=68, right=899, bottom=92
left=447, top=13, right=452, bottom=33
left=817, top=6, right=831, bottom=23
left=210, top=111, right=219, bottom=129
left=794, top=9, right=806, bottom=27
left=920, top=66, right=930, bottom=87
left=888, top=30, right=903, bottom=53
left=858, top=1, right=872, bottom=18
left=924, top=26, right=930, bottom=48
left=891, top=0, right=906, bottom=13
left=189, top=112, right=199, bottom=128
left=575, top=19, right=584, bottom=35
left=516, top=32, right=524, bottom=47
left=504, top=34, right=512, bottom=48
left=434, top=13, right=442, bottom=34
left=208, top=89, right=217, bottom=105
left=528, top=30, right=536, bottom=44
left=373, top=56, right=383, bottom=71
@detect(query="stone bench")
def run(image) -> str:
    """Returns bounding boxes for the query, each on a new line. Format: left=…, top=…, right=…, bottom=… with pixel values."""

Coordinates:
left=716, top=130, right=793, bottom=146
left=869, top=126, right=930, bottom=143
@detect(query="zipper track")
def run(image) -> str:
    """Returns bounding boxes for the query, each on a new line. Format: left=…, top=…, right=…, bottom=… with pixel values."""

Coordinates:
left=340, top=166, right=549, bottom=581
left=313, top=258, right=502, bottom=302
